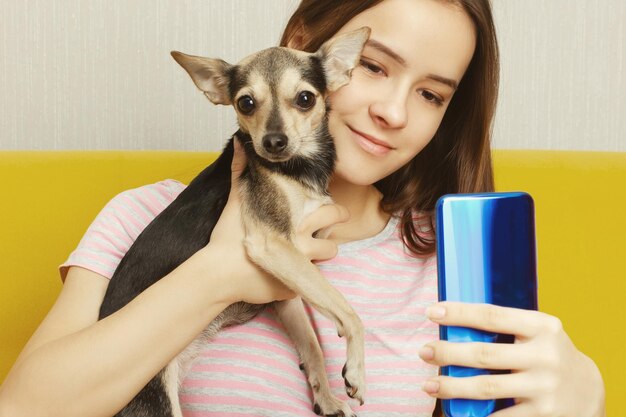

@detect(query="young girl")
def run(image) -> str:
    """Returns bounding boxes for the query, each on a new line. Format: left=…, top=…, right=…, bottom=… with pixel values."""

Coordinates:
left=0, top=0, right=606, bottom=416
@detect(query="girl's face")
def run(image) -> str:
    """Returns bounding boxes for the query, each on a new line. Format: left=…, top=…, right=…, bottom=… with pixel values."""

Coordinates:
left=328, top=0, right=476, bottom=186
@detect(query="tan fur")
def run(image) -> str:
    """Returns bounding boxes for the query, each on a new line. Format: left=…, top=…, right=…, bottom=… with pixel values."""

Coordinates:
left=269, top=170, right=333, bottom=232
left=278, top=68, right=327, bottom=160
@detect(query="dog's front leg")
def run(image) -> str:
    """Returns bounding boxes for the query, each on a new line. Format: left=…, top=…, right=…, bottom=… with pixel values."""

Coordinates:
left=244, top=231, right=366, bottom=406
left=274, top=298, right=357, bottom=417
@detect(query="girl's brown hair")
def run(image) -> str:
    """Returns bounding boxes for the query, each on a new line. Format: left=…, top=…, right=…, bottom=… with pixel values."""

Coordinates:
left=280, top=0, right=499, bottom=256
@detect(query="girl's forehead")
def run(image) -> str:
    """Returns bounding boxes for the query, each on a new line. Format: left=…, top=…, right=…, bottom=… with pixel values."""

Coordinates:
left=336, top=0, right=475, bottom=82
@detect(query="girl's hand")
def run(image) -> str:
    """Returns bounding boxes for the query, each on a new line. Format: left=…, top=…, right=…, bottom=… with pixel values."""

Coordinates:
left=419, top=302, right=606, bottom=417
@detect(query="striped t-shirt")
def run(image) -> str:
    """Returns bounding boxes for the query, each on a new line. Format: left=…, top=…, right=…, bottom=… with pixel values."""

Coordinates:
left=61, top=179, right=439, bottom=417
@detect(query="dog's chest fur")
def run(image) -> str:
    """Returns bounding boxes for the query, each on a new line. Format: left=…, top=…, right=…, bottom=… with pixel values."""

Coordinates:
left=241, top=158, right=333, bottom=242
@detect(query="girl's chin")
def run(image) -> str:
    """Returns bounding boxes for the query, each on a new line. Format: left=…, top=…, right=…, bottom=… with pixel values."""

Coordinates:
left=332, top=160, right=387, bottom=187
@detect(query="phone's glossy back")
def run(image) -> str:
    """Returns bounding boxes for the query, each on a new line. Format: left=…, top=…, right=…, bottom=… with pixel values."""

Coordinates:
left=435, top=192, right=538, bottom=417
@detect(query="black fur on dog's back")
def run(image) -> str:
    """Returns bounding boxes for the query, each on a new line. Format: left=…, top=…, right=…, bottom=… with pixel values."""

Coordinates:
left=99, top=141, right=233, bottom=320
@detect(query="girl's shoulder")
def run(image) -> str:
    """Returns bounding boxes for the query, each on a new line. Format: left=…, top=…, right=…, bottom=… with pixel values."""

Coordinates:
left=97, top=179, right=186, bottom=219
left=90, top=179, right=187, bottom=238
left=59, top=179, right=187, bottom=280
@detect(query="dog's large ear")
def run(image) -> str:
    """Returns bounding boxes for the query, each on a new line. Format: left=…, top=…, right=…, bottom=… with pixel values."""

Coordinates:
left=171, top=51, right=232, bottom=105
left=316, top=27, right=370, bottom=92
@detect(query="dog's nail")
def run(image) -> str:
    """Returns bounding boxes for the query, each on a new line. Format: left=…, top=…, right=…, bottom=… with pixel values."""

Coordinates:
left=341, top=364, right=347, bottom=377
left=299, top=363, right=305, bottom=370
left=313, top=403, right=322, bottom=415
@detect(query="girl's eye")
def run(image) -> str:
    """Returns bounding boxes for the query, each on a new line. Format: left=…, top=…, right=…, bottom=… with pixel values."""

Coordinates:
left=360, top=59, right=385, bottom=75
left=420, top=90, right=444, bottom=106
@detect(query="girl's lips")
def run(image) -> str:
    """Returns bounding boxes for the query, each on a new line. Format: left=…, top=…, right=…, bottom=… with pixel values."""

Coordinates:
left=348, top=127, right=393, bottom=156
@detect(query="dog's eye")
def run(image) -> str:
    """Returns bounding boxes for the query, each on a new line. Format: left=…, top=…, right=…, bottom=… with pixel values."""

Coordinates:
left=295, top=91, right=316, bottom=110
left=237, top=95, right=256, bottom=115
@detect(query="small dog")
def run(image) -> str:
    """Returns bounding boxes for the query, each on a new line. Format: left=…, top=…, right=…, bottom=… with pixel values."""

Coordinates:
left=98, top=27, right=370, bottom=417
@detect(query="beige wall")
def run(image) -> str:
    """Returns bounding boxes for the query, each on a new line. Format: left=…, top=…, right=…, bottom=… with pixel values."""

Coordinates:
left=493, top=1, right=625, bottom=151
left=1, top=0, right=624, bottom=151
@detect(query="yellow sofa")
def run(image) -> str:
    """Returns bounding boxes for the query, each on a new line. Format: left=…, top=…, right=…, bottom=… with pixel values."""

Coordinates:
left=1, top=150, right=624, bottom=414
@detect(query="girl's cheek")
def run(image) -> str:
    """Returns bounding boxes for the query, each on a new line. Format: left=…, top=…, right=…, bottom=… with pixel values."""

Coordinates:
left=328, top=88, right=352, bottom=114
left=331, top=74, right=373, bottom=112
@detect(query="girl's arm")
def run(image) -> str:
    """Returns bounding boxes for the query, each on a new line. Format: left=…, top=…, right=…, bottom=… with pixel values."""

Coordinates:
left=0, top=251, right=243, bottom=417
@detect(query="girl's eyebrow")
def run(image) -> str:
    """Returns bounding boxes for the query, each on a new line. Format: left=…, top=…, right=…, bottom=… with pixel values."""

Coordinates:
left=365, top=39, right=459, bottom=91
left=427, top=74, right=458, bottom=91
left=366, top=39, right=406, bottom=66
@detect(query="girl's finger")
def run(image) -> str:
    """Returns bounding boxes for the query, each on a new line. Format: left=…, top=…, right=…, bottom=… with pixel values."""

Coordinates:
left=419, top=340, right=534, bottom=370
left=488, top=401, right=542, bottom=417
left=229, top=136, right=247, bottom=200
left=424, top=373, right=536, bottom=400
left=298, top=204, right=350, bottom=235
left=303, top=237, right=339, bottom=262
left=231, top=136, right=247, bottom=182
left=426, top=302, right=562, bottom=339
left=225, top=137, right=248, bottom=210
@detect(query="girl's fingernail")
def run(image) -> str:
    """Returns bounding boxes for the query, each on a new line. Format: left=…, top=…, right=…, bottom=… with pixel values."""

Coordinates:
left=422, top=380, right=440, bottom=395
left=426, top=305, right=446, bottom=320
left=419, top=345, right=435, bottom=361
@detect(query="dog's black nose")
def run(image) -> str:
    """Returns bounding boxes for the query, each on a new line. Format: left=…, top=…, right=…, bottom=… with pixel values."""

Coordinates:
left=262, top=133, right=288, bottom=154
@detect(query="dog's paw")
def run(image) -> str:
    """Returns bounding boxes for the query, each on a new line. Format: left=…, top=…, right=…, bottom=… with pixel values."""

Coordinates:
left=342, top=362, right=366, bottom=406
left=312, top=393, right=356, bottom=417
left=300, top=362, right=357, bottom=417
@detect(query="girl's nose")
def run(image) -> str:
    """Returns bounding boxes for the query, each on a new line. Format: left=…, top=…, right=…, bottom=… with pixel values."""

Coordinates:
left=369, top=92, right=408, bottom=129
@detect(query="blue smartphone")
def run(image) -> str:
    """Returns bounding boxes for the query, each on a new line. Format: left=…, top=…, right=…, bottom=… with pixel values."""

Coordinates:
left=435, top=192, right=538, bottom=417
